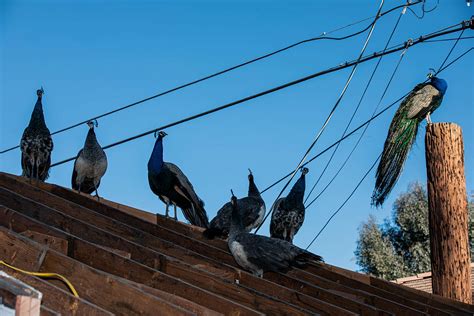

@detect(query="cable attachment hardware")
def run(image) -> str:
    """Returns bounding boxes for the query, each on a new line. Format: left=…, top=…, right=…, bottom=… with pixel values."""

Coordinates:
left=86, top=119, right=98, bottom=128
left=402, top=0, right=411, bottom=14
left=401, top=39, right=413, bottom=56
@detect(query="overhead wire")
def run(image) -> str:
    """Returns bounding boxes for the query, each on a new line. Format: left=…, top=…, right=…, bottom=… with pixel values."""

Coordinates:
left=304, top=2, right=410, bottom=205
left=253, top=0, right=386, bottom=233
left=47, top=18, right=473, bottom=168
left=305, top=44, right=474, bottom=249
left=0, top=1, right=424, bottom=155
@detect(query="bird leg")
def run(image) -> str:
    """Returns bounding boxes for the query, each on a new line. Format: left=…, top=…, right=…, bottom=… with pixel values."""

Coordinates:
left=426, top=112, right=432, bottom=124
left=94, top=186, right=101, bottom=202
left=173, top=204, right=178, bottom=220
left=165, top=202, right=170, bottom=218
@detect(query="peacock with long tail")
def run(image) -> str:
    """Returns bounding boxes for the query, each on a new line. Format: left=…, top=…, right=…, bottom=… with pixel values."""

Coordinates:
left=71, top=121, right=108, bottom=198
left=148, top=131, right=209, bottom=228
left=372, top=75, right=447, bottom=207
left=270, top=167, right=308, bottom=243
left=20, top=88, right=53, bottom=181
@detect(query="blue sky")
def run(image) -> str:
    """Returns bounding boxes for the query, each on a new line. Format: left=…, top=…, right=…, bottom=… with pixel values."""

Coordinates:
left=1, top=0, right=472, bottom=271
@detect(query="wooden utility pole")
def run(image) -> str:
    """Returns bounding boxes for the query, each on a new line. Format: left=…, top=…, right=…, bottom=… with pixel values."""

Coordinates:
left=425, top=123, right=471, bottom=304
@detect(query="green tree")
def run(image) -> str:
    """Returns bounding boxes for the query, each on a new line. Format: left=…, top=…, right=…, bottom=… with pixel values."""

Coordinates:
left=355, top=183, right=474, bottom=280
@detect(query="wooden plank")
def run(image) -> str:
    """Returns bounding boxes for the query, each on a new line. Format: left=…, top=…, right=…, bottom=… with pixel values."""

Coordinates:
left=0, top=205, right=336, bottom=315
left=19, top=231, right=68, bottom=255
left=0, top=228, right=202, bottom=316
left=0, top=187, right=379, bottom=315
left=0, top=264, right=112, bottom=316
left=2, top=173, right=467, bottom=314
left=306, top=264, right=473, bottom=316
left=15, top=295, right=41, bottom=316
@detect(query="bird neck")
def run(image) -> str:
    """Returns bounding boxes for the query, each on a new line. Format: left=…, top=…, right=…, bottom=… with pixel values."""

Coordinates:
left=28, top=96, right=47, bottom=129
left=248, top=176, right=261, bottom=199
left=286, top=173, right=305, bottom=204
left=229, top=204, right=245, bottom=238
left=148, top=136, right=164, bottom=174
left=83, top=128, right=99, bottom=153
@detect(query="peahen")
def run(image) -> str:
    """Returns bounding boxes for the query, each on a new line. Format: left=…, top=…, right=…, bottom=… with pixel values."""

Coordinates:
left=148, top=131, right=209, bottom=228
left=203, top=169, right=265, bottom=239
left=270, top=167, right=308, bottom=243
left=71, top=121, right=108, bottom=198
left=372, top=76, right=447, bottom=207
left=20, top=88, right=53, bottom=181
left=227, top=190, right=323, bottom=278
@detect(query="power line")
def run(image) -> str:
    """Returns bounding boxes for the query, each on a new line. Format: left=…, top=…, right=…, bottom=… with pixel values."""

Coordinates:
left=306, top=154, right=381, bottom=250
left=305, top=45, right=474, bottom=249
left=305, top=43, right=410, bottom=209
left=48, top=18, right=473, bottom=168
left=260, top=45, right=474, bottom=196
left=0, top=1, right=424, bottom=155
left=304, top=4, right=408, bottom=205
left=254, top=0, right=386, bottom=233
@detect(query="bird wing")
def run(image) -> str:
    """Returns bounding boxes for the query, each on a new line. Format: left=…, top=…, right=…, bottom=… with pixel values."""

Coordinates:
left=164, top=162, right=209, bottom=227
left=270, top=198, right=285, bottom=236
left=235, top=233, right=311, bottom=272
left=406, top=84, right=442, bottom=119
left=237, top=197, right=264, bottom=230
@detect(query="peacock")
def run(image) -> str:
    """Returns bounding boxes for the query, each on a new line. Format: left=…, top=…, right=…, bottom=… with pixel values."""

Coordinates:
left=20, top=88, right=53, bottom=181
left=270, top=167, right=308, bottom=243
left=227, top=190, right=323, bottom=278
left=372, top=75, right=447, bottom=207
left=148, top=131, right=209, bottom=228
left=71, top=121, right=108, bottom=198
left=203, top=169, right=265, bottom=239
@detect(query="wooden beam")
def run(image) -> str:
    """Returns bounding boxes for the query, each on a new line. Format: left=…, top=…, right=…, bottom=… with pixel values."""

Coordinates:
left=0, top=205, right=342, bottom=315
left=425, top=123, right=472, bottom=304
left=0, top=264, right=112, bottom=316
left=0, top=228, right=203, bottom=316
left=0, top=175, right=448, bottom=315
left=15, top=295, right=41, bottom=316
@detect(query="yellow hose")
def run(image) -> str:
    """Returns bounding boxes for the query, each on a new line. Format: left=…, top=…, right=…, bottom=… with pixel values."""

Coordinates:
left=0, top=260, right=79, bottom=297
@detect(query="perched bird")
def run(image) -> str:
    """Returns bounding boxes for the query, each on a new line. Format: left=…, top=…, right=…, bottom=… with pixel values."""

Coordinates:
left=270, top=167, right=308, bottom=243
left=148, top=131, right=209, bottom=228
left=20, top=88, right=53, bottom=181
left=372, top=75, right=447, bottom=207
left=203, top=169, right=265, bottom=239
left=71, top=121, right=108, bottom=198
left=227, top=190, right=323, bottom=278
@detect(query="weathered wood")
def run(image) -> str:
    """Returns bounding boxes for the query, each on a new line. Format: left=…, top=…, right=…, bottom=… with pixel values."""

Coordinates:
left=0, top=175, right=448, bottom=316
left=0, top=186, right=386, bottom=316
left=307, top=263, right=474, bottom=315
left=0, top=228, right=201, bottom=316
left=0, top=205, right=342, bottom=315
left=0, top=264, right=112, bottom=316
left=19, top=231, right=68, bottom=255
left=425, top=123, right=472, bottom=304
left=15, top=295, right=41, bottom=316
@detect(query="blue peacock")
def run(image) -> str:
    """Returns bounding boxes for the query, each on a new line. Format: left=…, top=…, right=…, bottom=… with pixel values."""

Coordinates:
left=372, top=75, right=447, bottom=207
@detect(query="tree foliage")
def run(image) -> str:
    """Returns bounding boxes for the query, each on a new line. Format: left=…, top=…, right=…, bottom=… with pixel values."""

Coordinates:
left=355, top=183, right=474, bottom=280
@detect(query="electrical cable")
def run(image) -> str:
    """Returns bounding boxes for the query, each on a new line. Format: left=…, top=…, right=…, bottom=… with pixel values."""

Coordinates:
left=47, top=19, right=473, bottom=169
left=253, top=0, right=386, bottom=234
left=304, top=3, right=408, bottom=205
left=0, top=1, right=424, bottom=155
left=304, top=45, right=474, bottom=249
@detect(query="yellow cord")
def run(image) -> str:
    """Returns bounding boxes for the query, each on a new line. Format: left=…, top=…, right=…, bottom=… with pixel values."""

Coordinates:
left=0, top=260, right=79, bottom=297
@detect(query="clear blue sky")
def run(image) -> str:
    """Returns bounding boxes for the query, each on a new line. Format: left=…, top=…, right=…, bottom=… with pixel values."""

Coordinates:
left=1, top=0, right=472, bottom=271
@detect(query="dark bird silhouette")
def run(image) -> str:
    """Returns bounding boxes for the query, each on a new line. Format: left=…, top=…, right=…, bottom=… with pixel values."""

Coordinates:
left=270, top=167, right=308, bottom=243
left=148, top=131, right=209, bottom=228
left=372, top=76, right=447, bottom=207
left=203, top=169, right=265, bottom=239
left=71, top=121, right=108, bottom=198
left=20, top=88, right=53, bottom=181
left=227, top=190, right=323, bottom=277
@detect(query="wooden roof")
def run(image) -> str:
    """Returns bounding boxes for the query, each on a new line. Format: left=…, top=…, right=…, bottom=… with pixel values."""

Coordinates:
left=394, top=264, right=474, bottom=304
left=0, top=171, right=473, bottom=315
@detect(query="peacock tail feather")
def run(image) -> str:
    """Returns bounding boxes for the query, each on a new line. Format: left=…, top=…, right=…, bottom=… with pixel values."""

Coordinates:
left=372, top=96, right=420, bottom=207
